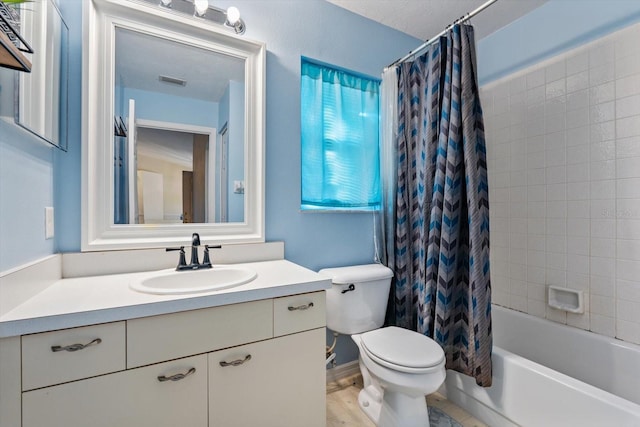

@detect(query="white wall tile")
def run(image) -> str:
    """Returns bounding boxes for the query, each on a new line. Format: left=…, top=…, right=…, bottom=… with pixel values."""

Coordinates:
left=567, top=70, right=589, bottom=93
left=617, top=319, right=640, bottom=344
left=616, top=115, right=640, bottom=139
left=528, top=298, right=547, bottom=318
left=589, top=41, right=615, bottom=67
left=591, top=314, right=616, bottom=337
left=591, top=238, right=615, bottom=258
left=567, top=218, right=590, bottom=237
left=590, top=180, right=615, bottom=200
left=590, top=121, right=615, bottom=143
left=546, top=61, right=566, bottom=83
left=567, top=182, right=590, bottom=200
left=616, top=93, right=640, bottom=118
left=590, top=101, right=615, bottom=123
left=528, top=235, right=546, bottom=251
left=567, top=89, right=589, bottom=111
left=566, top=51, right=588, bottom=75
left=567, top=126, right=589, bottom=147
left=568, top=236, right=590, bottom=256
left=617, top=299, right=640, bottom=323
left=567, top=163, right=590, bottom=182
left=617, top=157, right=640, bottom=179
left=589, top=160, right=615, bottom=181
left=616, top=136, right=640, bottom=158
left=617, top=239, right=640, bottom=261
left=591, top=275, right=614, bottom=297
left=589, top=62, right=615, bottom=86
left=615, top=73, right=640, bottom=98
left=591, top=219, right=616, bottom=238
left=590, top=81, right=615, bottom=105
left=566, top=107, right=589, bottom=129
left=591, top=294, right=615, bottom=317
left=615, top=54, right=640, bottom=80
left=617, top=279, right=640, bottom=302
left=617, top=219, right=640, bottom=240
left=484, top=24, right=640, bottom=344
left=590, top=256, right=616, bottom=278
left=528, top=265, right=546, bottom=284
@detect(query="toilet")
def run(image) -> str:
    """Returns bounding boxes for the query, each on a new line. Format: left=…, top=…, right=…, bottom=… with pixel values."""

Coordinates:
left=320, top=264, right=446, bottom=427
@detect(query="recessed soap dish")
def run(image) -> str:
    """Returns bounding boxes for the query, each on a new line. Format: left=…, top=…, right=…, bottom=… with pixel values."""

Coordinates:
left=548, top=286, right=584, bottom=313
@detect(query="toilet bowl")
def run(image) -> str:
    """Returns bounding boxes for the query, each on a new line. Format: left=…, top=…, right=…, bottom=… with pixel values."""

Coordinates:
left=320, top=264, right=447, bottom=427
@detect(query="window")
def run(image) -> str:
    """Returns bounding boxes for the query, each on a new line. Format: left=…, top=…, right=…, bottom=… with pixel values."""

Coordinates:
left=300, top=58, right=380, bottom=211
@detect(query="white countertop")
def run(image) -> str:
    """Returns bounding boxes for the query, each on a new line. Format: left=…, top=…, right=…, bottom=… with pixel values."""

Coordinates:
left=0, top=259, right=331, bottom=338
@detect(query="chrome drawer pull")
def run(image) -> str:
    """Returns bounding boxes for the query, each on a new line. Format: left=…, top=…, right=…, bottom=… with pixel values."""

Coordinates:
left=288, top=302, right=314, bottom=311
left=219, top=354, right=251, bottom=367
left=51, top=338, right=102, bottom=352
left=157, top=367, right=196, bottom=382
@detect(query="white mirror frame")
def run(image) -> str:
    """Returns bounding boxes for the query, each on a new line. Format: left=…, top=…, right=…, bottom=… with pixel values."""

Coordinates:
left=82, top=0, right=265, bottom=251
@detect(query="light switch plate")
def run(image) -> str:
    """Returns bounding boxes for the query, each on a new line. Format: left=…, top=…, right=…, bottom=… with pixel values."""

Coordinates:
left=45, top=207, right=54, bottom=239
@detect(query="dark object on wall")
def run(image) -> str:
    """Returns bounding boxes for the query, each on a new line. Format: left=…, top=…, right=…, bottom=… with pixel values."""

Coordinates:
left=0, top=1, right=32, bottom=72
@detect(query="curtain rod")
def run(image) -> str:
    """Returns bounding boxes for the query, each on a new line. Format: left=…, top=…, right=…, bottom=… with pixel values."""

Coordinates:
left=386, top=0, right=499, bottom=70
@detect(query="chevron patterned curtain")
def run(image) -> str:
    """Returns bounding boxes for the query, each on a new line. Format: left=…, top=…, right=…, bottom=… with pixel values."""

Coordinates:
left=392, top=24, right=492, bottom=387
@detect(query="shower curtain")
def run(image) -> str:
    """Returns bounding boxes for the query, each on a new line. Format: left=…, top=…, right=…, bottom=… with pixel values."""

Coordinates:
left=385, top=24, right=492, bottom=387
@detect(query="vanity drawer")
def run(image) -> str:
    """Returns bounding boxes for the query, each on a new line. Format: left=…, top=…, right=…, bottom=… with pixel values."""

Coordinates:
left=127, top=299, right=273, bottom=368
left=273, top=291, right=326, bottom=337
left=21, top=321, right=126, bottom=391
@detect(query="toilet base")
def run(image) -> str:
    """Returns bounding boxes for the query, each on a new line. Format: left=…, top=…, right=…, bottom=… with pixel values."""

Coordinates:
left=358, top=386, right=430, bottom=427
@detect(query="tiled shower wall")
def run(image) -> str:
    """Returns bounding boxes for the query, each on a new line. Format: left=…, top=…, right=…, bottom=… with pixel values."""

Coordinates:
left=481, top=22, right=640, bottom=345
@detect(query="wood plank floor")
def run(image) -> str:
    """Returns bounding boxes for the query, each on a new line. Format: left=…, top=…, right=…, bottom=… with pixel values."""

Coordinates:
left=327, top=375, right=489, bottom=427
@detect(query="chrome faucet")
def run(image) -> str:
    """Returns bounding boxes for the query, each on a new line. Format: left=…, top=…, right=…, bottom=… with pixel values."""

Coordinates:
left=166, top=233, right=221, bottom=271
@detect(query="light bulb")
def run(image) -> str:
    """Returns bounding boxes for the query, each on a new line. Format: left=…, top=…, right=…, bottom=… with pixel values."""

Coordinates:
left=226, top=6, right=240, bottom=25
left=194, top=0, right=209, bottom=16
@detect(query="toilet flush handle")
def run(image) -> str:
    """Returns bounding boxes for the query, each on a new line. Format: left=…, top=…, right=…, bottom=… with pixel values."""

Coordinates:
left=341, top=284, right=356, bottom=294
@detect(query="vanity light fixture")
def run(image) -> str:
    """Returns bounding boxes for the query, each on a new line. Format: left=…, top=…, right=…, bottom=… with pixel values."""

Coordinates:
left=224, top=6, right=245, bottom=35
left=146, top=0, right=247, bottom=34
left=193, top=0, right=208, bottom=17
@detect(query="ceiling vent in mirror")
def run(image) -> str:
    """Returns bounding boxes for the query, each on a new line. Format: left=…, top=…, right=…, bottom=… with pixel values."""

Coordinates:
left=159, top=75, right=187, bottom=86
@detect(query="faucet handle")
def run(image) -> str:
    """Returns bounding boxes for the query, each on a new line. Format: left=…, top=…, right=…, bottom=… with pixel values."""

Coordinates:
left=202, top=245, right=221, bottom=267
left=166, top=246, right=187, bottom=270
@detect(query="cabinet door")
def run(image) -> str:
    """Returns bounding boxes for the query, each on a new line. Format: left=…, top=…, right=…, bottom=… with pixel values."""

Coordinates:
left=23, top=354, right=207, bottom=427
left=208, top=328, right=326, bottom=427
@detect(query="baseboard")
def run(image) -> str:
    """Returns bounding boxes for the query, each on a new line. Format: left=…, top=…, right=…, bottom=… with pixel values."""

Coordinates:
left=326, top=360, right=360, bottom=385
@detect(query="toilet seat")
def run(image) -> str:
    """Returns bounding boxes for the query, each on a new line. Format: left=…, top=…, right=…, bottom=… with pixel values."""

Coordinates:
left=360, top=327, right=445, bottom=374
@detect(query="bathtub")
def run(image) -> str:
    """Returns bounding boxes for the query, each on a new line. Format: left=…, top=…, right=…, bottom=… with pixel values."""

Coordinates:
left=442, top=305, right=640, bottom=426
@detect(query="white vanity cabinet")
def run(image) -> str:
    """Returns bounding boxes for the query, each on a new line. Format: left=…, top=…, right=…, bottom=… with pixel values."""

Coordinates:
left=17, top=291, right=326, bottom=427
left=23, top=354, right=208, bottom=427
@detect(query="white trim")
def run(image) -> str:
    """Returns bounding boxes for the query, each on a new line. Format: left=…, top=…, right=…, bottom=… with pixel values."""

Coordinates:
left=326, top=360, right=361, bottom=385
left=82, top=0, right=266, bottom=251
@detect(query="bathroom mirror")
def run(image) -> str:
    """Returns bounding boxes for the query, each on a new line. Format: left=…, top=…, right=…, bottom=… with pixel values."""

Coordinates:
left=0, top=0, right=69, bottom=149
left=83, top=0, right=265, bottom=251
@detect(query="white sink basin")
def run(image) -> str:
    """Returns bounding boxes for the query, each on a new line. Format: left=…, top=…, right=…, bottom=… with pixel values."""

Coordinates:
left=130, top=267, right=257, bottom=295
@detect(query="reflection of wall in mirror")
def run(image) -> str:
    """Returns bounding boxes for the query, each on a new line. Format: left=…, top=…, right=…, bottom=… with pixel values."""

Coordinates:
left=137, top=154, right=185, bottom=223
left=219, top=80, right=245, bottom=222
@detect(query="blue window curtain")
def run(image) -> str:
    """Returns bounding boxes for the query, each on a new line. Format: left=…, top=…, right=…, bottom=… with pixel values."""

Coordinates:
left=301, top=59, right=381, bottom=210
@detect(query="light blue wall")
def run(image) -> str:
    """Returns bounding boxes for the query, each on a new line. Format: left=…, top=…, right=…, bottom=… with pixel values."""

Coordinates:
left=121, top=88, right=219, bottom=128
left=0, top=123, right=55, bottom=271
left=54, top=0, right=421, bottom=275
left=227, top=80, right=244, bottom=222
left=478, top=0, right=640, bottom=85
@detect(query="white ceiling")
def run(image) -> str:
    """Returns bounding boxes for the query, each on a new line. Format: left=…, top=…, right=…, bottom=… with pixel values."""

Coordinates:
left=326, top=0, right=548, bottom=41
left=115, top=28, right=244, bottom=103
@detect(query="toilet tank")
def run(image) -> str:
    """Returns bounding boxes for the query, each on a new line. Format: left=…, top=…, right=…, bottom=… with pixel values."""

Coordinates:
left=319, top=264, right=394, bottom=335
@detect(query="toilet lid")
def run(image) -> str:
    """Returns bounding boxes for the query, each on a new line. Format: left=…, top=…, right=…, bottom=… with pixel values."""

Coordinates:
left=360, top=327, right=445, bottom=369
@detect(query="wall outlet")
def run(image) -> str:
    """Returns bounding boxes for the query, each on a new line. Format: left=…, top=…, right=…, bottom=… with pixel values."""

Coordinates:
left=45, top=207, right=54, bottom=239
